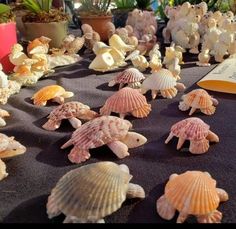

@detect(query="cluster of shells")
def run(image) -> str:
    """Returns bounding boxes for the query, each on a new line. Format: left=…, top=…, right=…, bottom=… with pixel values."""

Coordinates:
left=0, top=5, right=232, bottom=223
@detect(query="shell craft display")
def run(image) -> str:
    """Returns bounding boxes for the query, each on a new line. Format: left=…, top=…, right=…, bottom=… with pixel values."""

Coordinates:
left=42, top=101, right=99, bottom=131
left=179, top=89, right=219, bottom=115
left=100, top=87, right=151, bottom=119
left=61, top=116, right=147, bottom=164
left=165, top=117, right=219, bottom=154
left=47, top=161, right=145, bottom=223
left=156, top=171, right=229, bottom=223
left=32, top=85, right=74, bottom=106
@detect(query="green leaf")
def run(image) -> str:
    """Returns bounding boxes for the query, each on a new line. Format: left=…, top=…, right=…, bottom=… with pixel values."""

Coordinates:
left=0, top=3, right=10, bottom=15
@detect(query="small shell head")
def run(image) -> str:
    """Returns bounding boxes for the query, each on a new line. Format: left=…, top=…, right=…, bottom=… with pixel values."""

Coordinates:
left=164, top=171, right=220, bottom=215
left=47, top=161, right=132, bottom=221
left=100, top=87, right=151, bottom=118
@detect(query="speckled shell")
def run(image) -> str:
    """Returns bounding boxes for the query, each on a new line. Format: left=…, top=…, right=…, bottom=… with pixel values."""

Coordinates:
left=32, top=85, right=67, bottom=106
left=169, top=117, right=209, bottom=141
left=165, top=171, right=220, bottom=215
left=113, top=68, right=145, bottom=84
left=100, top=87, right=151, bottom=118
left=66, top=116, right=132, bottom=149
left=142, top=69, right=177, bottom=90
left=47, top=162, right=131, bottom=221
left=45, top=101, right=97, bottom=122
left=182, top=89, right=214, bottom=107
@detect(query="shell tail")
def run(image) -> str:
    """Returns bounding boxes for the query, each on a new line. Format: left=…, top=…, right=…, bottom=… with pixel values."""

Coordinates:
left=156, top=195, right=176, bottom=220
left=206, top=130, right=219, bottom=143
left=201, top=106, right=216, bottom=115
left=131, top=104, right=151, bottom=118
left=107, top=141, right=129, bottom=159
left=61, top=139, right=73, bottom=149
left=42, top=119, right=61, bottom=131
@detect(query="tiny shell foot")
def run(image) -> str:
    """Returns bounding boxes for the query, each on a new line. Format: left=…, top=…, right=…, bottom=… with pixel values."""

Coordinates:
left=211, top=98, right=219, bottom=106
left=107, top=141, right=129, bottom=159
left=131, top=104, right=151, bottom=118
left=189, top=48, right=199, bottom=54
left=127, top=183, right=145, bottom=199
left=42, top=119, right=61, bottom=131
left=69, top=117, right=82, bottom=129
left=178, top=101, right=190, bottom=111
left=197, top=210, right=222, bottom=223
left=196, top=62, right=211, bottom=67
left=189, top=139, right=209, bottom=154
left=52, top=96, right=64, bottom=104
left=156, top=195, right=176, bottom=220
left=176, top=83, right=186, bottom=92
left=217, top=188, right=229, bottom=202
left=68, top=147, right=91, bottom=164
left=151, top=90, right=158, bottom=99
left=177, top=212, right=188, bottom=223
left=47, top=192, right=61, bottom=219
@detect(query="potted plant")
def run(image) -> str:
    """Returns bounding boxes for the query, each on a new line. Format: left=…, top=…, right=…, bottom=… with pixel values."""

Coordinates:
left=76, top=0, right=112, bottom=41
left=112, top=0, right=136, bottom=28
left=21, top=0, right=69, bottom=48
left=0, top=4, right=17, bottom=73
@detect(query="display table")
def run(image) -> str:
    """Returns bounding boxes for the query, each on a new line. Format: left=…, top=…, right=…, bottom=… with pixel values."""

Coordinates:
left=0, top=52, right=235, bottom=223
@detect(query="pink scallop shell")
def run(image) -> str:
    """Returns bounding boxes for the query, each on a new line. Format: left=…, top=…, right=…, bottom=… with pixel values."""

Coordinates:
left=114, top=68, right=145, bottom=84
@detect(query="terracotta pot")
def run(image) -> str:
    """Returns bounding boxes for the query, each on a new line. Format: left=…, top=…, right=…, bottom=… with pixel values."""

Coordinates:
left=80, top=15, right=112, bottom=42
left=0, top=22, right=17, bottom=73
left=23, top=20, right=68, bottom=48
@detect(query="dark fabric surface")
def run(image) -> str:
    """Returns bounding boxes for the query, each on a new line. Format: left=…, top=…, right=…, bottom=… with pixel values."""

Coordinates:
left=0, top=51, right=236, bottom=223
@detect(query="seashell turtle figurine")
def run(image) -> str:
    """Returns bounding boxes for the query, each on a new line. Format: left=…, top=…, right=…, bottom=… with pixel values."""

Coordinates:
left=0, top=108, right=10, bottom=127
left=100, top=87, right=151, bottom=119
left=179, top=89, right=218, bottom=116
left=42, top=101, right=99, bottom=131
left=108, top=68, right=145, bottom=89
left=0, top=133, right=26, bottom=181
left=27, top=36, right=51, bottom=55
left=47, top=161, right=145, bottom=223
left=61, top=116, right=147, bottom=163
left=156, top=171, right=229, bottom=223
left=141, top=68, right=186, bottom=99
left=165, top=117, right=219, bottom=154
left=32, top=85, right=74, bottom=106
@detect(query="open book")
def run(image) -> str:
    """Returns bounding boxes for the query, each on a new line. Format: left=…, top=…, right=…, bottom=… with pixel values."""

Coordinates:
left=197, top=58, right=236, bottom=94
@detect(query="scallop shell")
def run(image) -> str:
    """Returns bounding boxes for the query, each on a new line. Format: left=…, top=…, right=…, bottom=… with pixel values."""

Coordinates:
left=47, top=162, right=131, bottom=221
left=165, top=171, right=220, bottom=215
left=142, top=69, right=177, bottom=90
left=31, top=85, right=72, bottom=106
left=100, top=87, right=151, bottom=118
left=179, top=89, right=217, bottom=115
left=111, top=68, right=145, bottom=85
left=169, top=117, right=209, bottom=141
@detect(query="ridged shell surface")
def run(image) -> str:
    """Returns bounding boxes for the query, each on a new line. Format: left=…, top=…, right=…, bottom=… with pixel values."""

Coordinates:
left=48, top=161, right=131, bottom=220
left=182, top=89, right=213, bottom=108
left=70, top=116, right=132, bottom=149
left=100, top=87, right=149, bottom=114
left=142, top=69, right=176, bottom=90
left=170, top=118, right=209, bottom=141
left=115, top=68, right=145, bottom=84
left=165, top=171, right=220, bottom=215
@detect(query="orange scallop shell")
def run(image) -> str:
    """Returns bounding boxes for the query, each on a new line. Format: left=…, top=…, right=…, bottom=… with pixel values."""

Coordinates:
left=165, top=171, right=220, bottom=215
left=100, top=87, right=151, bottom=118
left=182, top=89, right=214, bottom=108
left=32, top=85, right=66, bottom=105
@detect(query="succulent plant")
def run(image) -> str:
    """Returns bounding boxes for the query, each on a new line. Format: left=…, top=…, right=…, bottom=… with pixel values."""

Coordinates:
left=0, top=4, right=15, bottom=24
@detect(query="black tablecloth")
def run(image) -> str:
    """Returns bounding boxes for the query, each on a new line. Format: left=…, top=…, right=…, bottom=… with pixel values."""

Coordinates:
left=0, top=52, right=236, bottom=223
